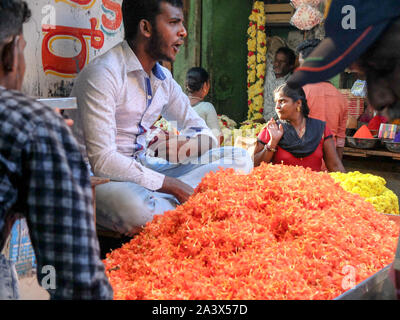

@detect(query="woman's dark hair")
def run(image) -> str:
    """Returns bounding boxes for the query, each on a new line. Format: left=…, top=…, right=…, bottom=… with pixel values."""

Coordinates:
left=296, top=39, right=321, bottom=59
left=186, top=67, right=209, bottom=93
left=274, top=83, right=310, bottom=118
left=122, top=0, right=183, bottom=41
left=0, top=0, right=31, bottom=44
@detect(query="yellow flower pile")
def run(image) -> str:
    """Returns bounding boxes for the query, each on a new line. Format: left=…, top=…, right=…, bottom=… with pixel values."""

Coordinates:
left=329, top=171, right=400, bottom=215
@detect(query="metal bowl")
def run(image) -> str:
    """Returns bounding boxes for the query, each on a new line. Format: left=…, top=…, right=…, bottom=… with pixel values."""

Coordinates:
left=346, top=136, right=380, bottom=149
left=384, top=141, right=400, bottom=153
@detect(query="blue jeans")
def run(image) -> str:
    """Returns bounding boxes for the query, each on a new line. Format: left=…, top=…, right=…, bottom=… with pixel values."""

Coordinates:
left=95, top=147, right=253, bottom=236
left=0, top=254, right=20, bottom=300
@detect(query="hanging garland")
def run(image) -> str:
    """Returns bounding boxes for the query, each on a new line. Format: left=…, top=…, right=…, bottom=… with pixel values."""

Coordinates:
left=246, top=1, right=267, bottom=122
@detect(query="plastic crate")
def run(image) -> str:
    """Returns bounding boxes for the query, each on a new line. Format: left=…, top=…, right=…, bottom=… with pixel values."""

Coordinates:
left=340, top=89, right=365, bottom=118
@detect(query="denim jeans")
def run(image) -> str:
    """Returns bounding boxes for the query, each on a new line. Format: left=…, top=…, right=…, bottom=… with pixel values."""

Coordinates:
left=0, top=253, right=20, bottom=300
left=95, top=146, right=253, bottom=236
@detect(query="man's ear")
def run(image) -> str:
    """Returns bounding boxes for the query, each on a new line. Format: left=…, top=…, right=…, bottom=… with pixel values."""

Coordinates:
left=139, top=19, right=153, bottom=38
left=1, top=38, right=17, bottom=73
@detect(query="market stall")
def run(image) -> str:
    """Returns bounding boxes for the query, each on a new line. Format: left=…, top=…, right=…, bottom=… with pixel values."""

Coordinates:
left=98, top=0, right=400, bottom=301
left=7, top=0, right=400, bottom=301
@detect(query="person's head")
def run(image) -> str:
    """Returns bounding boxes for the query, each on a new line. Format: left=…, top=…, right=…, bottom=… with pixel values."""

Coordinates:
left=273, top=84, right=310, bottom=120
left=287, top=0, right=400, bottom=120
left=185, top=67, right=210, bottom=98
left=353, top=18, right=400, bottom=120
left=122, top=0, right=187, bottom=63
left=0, top=0, right=30, bottom=90
left=296, top=39, right=321, bottom=66
left=273, top=47, right=296, bottom=78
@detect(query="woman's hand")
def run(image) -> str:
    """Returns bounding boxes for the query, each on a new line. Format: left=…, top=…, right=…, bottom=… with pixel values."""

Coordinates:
left=266, top=118, right=284, bottom=145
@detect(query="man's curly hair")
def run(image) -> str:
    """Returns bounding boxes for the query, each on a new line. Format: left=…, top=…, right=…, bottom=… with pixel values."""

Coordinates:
left=0, top=0, right=31, bottom=44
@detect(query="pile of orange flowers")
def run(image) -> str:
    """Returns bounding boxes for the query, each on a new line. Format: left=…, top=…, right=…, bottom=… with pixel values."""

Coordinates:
left=104, top=164, right=399, bottom=300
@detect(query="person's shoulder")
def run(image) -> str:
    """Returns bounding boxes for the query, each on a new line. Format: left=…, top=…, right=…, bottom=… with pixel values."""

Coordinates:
left=308, top=117, right=326, bottom=126
left=76, top=42, right=124, bottom=80
left=0, top=87, right=49, bottom=114
left=303, top=82, right=325, bottom=93
left=0, top=88, right=63, bottom=131
left=198, top=101, right=215, bottom=110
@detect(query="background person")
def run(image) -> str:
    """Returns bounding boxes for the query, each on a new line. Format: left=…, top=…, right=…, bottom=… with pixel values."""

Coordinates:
left=0, top=0, right=113, bottom=300
left=297, top=39, right=348, bottom=160
left=254, top=84, right=346, bottom=173
left=186, top=67, right=223, bottom=145
left=261, top=46, right=296, bottom=122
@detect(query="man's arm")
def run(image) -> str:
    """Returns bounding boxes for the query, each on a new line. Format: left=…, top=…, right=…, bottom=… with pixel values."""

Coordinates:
left=72, top=65, right=166, bottom=191
left=24, top=110, right=113, bottom=300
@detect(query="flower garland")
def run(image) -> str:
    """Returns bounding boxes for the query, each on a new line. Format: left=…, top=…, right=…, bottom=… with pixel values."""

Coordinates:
left=247, top=1, right=267, bottom=122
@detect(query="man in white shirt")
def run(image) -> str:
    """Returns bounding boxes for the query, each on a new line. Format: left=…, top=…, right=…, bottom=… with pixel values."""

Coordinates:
left=65, top=0, right=253, bottom=236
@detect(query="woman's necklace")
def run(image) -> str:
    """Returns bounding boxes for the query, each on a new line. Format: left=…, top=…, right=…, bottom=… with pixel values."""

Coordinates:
left=295, top=118, right=306, bottom=138
left=188, top=95, right=203, bottom=106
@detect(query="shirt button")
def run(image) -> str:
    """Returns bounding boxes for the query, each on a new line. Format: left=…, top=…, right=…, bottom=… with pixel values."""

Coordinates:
left=148, top=95, right=152, bottom=100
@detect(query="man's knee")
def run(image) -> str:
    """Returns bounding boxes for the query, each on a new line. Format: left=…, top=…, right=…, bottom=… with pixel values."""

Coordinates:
left=95, top=182, right=176, bottom=235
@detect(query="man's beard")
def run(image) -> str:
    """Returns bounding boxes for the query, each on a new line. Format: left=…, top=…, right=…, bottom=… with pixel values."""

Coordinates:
left=147, top=30, right=172, bottom=63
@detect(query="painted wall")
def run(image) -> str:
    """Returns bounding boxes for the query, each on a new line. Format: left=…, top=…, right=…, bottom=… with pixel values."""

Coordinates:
left=22, top=0, right=124, bottom=98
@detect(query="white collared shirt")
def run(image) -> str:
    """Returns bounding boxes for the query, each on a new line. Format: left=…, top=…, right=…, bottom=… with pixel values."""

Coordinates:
left=66, top=40, right=217, bottom=191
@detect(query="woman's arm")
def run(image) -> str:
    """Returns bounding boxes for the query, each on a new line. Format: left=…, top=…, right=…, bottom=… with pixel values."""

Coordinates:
left=323, top=137, right=346, bottom=172
left=253, top=119, right=283, bottom=167
left=253, top=140, right=276, bottom=167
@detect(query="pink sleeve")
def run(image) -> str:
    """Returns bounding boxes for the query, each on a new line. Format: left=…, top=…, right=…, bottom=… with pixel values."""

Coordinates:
left=257, top=127, right=271, bottom=144
left=336, top=95, right=348, bottom=147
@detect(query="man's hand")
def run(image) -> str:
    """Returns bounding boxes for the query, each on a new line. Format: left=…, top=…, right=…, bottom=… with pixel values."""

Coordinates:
left=55, top=108, right=74, bottom=127
left=149, top=134, right=214, bottom=163
left=148, top=133, right=189, bottom=163
left=158, top=176, right=194, bottom=204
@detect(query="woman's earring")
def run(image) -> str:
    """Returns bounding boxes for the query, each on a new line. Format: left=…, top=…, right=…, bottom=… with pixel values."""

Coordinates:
left=297, top=106, right=301, bottom=112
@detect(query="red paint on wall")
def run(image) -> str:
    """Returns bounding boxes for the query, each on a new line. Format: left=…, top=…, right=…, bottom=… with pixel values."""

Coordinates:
left=102, top=0, right=122, bottom=31
left=42, top=18, right=104, bottom=76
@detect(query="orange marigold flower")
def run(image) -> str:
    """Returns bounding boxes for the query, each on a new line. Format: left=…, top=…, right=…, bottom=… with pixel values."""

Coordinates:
left=104, top=163, right=399, bottom=300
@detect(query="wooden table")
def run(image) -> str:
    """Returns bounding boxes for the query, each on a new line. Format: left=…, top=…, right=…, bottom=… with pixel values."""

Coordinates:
left=344, top=147, right=400, bottom=160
